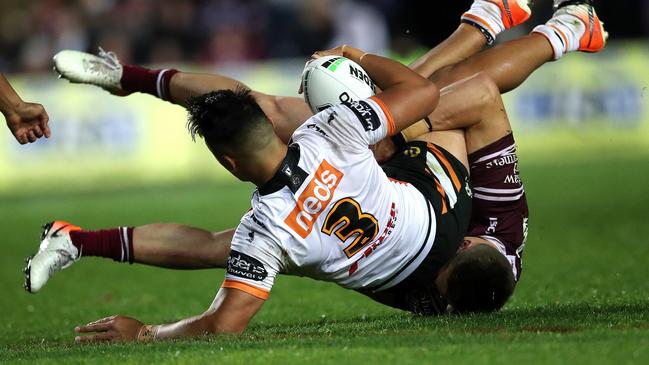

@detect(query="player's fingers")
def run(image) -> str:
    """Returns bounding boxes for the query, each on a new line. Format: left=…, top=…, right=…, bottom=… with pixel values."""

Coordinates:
left=298, top=60, right=314, bottom=94
left=42, top=123, right=52, bottom=138
left=26, top=131, right=37, bottom=143
left=75, top=322, right=113, bottom=333
left=15, top=132, right=27, bottom=145
left=86, top=315, right=117, bottom=325
left=32, top=125, right=43, bottom=138
left=39, top=110, right=52, bottom=138
left=75, top=332, right=114, bottom=343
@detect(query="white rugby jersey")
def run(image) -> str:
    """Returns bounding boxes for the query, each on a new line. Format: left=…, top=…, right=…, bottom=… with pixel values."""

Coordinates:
left=222, top=97, right=437, bottom=300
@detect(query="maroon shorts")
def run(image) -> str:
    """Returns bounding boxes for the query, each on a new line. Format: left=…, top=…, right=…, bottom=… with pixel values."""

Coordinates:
left=467, top=133, right=529, bottom=281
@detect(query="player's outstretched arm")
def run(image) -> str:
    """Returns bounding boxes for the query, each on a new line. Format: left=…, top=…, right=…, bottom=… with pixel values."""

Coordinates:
left=1, top=74, right=51, bottom=144
left=73, top=287, right=263, bottom=343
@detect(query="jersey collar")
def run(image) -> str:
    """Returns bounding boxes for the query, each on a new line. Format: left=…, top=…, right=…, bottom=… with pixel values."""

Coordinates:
left=258, top=143, right=308, bottom=196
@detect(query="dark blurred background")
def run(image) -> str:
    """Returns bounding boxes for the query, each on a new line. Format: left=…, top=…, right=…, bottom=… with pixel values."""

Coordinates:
left=1, top=0, right=647, bottom=72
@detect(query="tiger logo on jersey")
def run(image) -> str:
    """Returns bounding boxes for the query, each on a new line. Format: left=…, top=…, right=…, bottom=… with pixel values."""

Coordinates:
left=285, top=159, right=344, bottom=238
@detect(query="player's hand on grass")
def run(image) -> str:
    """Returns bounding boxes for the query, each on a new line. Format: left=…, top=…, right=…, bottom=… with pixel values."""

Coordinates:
left=4, top=101, right=51, bottom=144
left=74, top=315, right=144, bottom=343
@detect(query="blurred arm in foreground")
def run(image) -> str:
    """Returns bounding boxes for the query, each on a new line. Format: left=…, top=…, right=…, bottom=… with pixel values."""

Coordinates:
left=0, top=74, right=51, bottom=144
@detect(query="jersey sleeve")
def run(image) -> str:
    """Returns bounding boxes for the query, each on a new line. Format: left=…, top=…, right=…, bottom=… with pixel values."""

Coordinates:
left=223, top=217, right=284, bottom=300
left=295, top=96, right=396, bottom=152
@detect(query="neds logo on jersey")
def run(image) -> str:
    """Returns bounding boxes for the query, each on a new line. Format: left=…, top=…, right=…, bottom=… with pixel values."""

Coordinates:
left=227, top=250, right=268, bottom=281
left=285, top=159, right=343, bottom=238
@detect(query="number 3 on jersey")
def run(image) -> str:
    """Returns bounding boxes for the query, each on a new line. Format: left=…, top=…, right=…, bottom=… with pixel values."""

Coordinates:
left=321, top=198, right=378, bottom=258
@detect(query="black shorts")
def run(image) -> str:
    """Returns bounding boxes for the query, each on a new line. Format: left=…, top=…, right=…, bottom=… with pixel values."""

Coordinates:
left=379, top=141, right=473, bottom=314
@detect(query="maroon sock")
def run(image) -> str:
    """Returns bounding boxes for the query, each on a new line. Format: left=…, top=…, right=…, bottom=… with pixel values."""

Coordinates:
left=120, top=65, right=178, bottom=101
left=70, top=227, right=135, bottom=263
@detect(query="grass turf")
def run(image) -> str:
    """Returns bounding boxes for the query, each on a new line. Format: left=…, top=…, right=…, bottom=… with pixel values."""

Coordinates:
left=1, top=151, right=649, bottom=364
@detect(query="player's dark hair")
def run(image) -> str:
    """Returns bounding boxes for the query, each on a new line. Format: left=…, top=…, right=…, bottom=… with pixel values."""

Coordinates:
left=187, top=88, right=273, bottom=155
left=445, top=244, right=515, bottom=313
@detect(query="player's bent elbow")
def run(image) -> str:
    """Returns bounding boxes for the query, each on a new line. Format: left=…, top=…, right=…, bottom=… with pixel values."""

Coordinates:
left=208, top=319, right=247, bottom=336
left=203, top=308, right=250, bottom=336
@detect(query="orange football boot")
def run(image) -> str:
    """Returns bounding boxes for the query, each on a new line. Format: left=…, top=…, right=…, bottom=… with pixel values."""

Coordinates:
left=489, top=0, right=533, bottom=29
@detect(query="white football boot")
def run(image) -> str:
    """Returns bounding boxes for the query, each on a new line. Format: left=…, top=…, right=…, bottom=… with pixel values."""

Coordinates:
left=53, top=48, right=125, bottom=94
left=541, top=0, right=607, bottom=55
left=24, top=221, right=82, bottom=293
left=554, top=0, right=589, bottom=11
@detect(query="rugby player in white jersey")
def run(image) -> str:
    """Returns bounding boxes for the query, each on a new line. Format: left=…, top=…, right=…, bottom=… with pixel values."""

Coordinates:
left=22, top=0, right=607, bottom=342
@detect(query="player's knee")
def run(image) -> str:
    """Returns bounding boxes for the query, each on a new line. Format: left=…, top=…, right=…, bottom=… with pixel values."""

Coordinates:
left=471, top=72, right=500, bottom=107
left=444, top=244, right=515, bottom=313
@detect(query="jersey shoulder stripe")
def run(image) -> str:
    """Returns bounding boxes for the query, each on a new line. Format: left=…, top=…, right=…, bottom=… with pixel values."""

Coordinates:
left=369, top=96, right=396, bottom=136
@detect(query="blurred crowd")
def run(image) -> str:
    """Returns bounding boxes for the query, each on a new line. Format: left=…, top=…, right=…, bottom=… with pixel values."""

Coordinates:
left=1, top=0, right=648, bottom=73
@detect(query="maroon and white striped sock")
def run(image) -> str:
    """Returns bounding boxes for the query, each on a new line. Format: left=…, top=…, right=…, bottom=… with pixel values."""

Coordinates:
left=69, top=227, right=135, bottom=263
left=120, top=65, right=179, bottom=101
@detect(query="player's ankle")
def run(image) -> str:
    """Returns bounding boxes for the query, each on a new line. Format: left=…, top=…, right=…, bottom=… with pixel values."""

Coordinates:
left=69, top=227, right=135, bottom=263
left=532, top=14, right=584, bottom=60
left=120, top=65, right=178, bottom=101
left=461, top=1, right=506, bottom=45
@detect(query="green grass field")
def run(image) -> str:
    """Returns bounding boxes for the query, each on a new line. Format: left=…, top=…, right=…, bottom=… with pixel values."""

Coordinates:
left=1, top=149, right=649, bottom=364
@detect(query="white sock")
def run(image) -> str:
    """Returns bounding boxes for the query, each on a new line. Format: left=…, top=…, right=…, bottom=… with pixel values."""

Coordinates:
left=461, top=0, right=506, bottom=45
left=532, top=6, right=586, bottom=60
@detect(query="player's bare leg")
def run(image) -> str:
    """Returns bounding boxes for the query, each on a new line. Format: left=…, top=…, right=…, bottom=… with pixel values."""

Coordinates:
left=428, top=0, right=607, bottom=93
left=408, top=24, right=488, bottom=81
left=24, top=221, right=233, bottom=292
left=410, top=0, right=533, bottom=78
left=386, top=0, right=606, bottom=159
left=413, top=72, right=510, bottom=167
left=428, top=34, right=552, bottom=94
left=133, top=223, right=234, bottom=269
left=132, top=224, right=232, bottom=269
